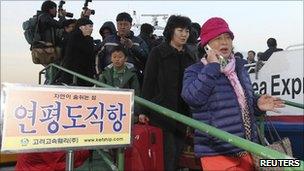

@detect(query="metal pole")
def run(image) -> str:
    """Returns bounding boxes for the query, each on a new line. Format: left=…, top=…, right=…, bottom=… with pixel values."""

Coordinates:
left=117, top=148, right=124, bottom=171
left=47, top=65, right=54, bottom=85
left=72, top=75, right=77, bottom=85
left=66, top=149, right=74, bottom=171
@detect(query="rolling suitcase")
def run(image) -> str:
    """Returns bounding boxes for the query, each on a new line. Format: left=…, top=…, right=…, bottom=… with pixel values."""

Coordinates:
left=125, top=123, right=164, bottom=171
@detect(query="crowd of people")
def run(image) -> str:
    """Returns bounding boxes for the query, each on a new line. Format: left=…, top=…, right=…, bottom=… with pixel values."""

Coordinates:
left=17, top=1, right=286, bottom=170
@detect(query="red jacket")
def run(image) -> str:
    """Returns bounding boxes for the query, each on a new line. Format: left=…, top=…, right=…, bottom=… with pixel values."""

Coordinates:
left=15, top=150, right=90, bottom=171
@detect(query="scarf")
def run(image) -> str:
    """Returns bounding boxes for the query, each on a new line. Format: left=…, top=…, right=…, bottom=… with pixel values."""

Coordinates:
left=202, top=55, right=252, bottom=139
left=201, top=55, right=247, bottom=111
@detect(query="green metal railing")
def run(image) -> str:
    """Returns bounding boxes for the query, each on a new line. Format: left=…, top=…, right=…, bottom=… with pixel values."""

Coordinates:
left=255, top=94, right=304, bottom=109
left=40, top=64, right=304, bottom=171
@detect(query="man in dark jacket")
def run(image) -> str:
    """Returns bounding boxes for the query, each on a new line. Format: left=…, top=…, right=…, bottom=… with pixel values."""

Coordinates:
left=37, top=0, right=67, bottom=84
left=140, top=15, right=197, bottom=171
left=58, top=18, right=95, bottom=86
left=259, top=37, right=283, bottom=61
left=138, top=23, right=160, bottom=52
left=59, top=19, right=77, bottom=61
left=38, top=0, right=66, bottom=47
left=97, top=12, right=148, bottom=85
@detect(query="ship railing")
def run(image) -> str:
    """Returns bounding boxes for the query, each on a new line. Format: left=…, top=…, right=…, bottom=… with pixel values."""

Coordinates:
left=38, top=63, right=304, bottom=171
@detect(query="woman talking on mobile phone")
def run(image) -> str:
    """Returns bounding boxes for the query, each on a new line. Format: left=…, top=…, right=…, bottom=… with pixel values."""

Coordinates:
left=181, top=17, right=285, bottom=171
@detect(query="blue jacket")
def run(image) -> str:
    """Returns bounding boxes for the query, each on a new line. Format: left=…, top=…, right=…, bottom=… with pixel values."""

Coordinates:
left=97, top=32, right=148, bottom=73
left=181, top=58, right=264, bottom=157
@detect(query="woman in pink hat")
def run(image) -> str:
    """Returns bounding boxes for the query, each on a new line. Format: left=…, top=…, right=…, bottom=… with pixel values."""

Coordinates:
left=181, top=17, right=285, bottom=170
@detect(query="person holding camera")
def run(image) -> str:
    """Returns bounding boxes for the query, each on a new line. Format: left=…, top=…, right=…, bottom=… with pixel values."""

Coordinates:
left=35, top=0, right=67, bottom=84
left=97, top=12, right=149, bottom=86
left=38, top=0, right=66, bottom=48
left=57, top=18, right=96, bottom=87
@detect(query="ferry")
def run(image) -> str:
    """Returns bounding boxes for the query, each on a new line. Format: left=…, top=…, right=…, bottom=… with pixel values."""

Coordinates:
left=246, top=44, right=304, bottom=160
left=1, top=10, right=303, bottom=168
left=1, top=46, right=303, bottom=170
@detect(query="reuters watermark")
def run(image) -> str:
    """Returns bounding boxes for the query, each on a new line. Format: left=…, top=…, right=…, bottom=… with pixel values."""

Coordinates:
left=260, top=159, right=301, bottom=167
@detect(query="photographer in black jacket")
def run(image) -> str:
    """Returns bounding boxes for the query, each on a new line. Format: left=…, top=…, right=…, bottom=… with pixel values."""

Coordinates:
left=38, top=0, right=66, bottom=47
left=58, top=18, right=96, bottom=86
left=37, top=0, right=67, bottom=84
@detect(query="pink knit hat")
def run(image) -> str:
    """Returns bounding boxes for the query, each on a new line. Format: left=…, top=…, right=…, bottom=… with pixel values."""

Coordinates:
left=200, top=17, right=234, bottom=47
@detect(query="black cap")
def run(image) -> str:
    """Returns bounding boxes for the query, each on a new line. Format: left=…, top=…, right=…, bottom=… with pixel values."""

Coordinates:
left=41, top=0, right=57, bottom=12
left=63, top=19, right=77, bottom=27
left=76, top=18, right=93, bottom=28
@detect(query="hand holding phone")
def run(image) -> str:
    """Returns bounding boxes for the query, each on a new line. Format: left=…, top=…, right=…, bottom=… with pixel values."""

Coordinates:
left=204, top=44, right=228, bottom=68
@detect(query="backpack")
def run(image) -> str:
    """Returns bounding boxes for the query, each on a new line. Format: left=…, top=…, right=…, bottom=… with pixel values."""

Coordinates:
left=22, top=13, right=41, bottom=45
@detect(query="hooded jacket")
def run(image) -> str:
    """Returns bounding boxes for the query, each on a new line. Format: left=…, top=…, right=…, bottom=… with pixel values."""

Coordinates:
left=99, top=21, right=116, bottom=37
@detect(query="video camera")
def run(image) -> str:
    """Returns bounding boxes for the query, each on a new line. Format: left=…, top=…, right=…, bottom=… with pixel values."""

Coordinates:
left=59, top=0, right=73, bottom=18
left=83, top=0, right=95, bottom=15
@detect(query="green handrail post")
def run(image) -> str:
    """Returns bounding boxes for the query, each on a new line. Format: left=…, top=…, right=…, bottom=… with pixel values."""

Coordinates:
left=72, top=75, right=77, bottom=85
left=38, top=70, right=45, bottom=84
left=117, top=148, right=124, bottom=171
left=66, top=149, right=74, bottom=171
left=47, top=64, right=54, bottom=85
left=39, top=64, right=51, bottom=84
left=38, top=64, right=304, bottom=171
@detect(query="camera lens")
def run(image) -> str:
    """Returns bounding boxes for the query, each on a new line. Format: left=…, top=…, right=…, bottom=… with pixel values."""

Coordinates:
left=66, top=12, right=73, bottom=18
left=91, top=10, right=95, bottom=15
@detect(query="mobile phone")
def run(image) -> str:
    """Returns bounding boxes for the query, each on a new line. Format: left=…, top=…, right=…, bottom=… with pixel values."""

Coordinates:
left=204, top=44, right=225, bottom=61
left=204, top=44, right=227, bottom=67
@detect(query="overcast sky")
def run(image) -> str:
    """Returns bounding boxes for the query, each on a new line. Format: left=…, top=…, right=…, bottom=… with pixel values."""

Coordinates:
left=1, top=0, right=303, bottom=84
